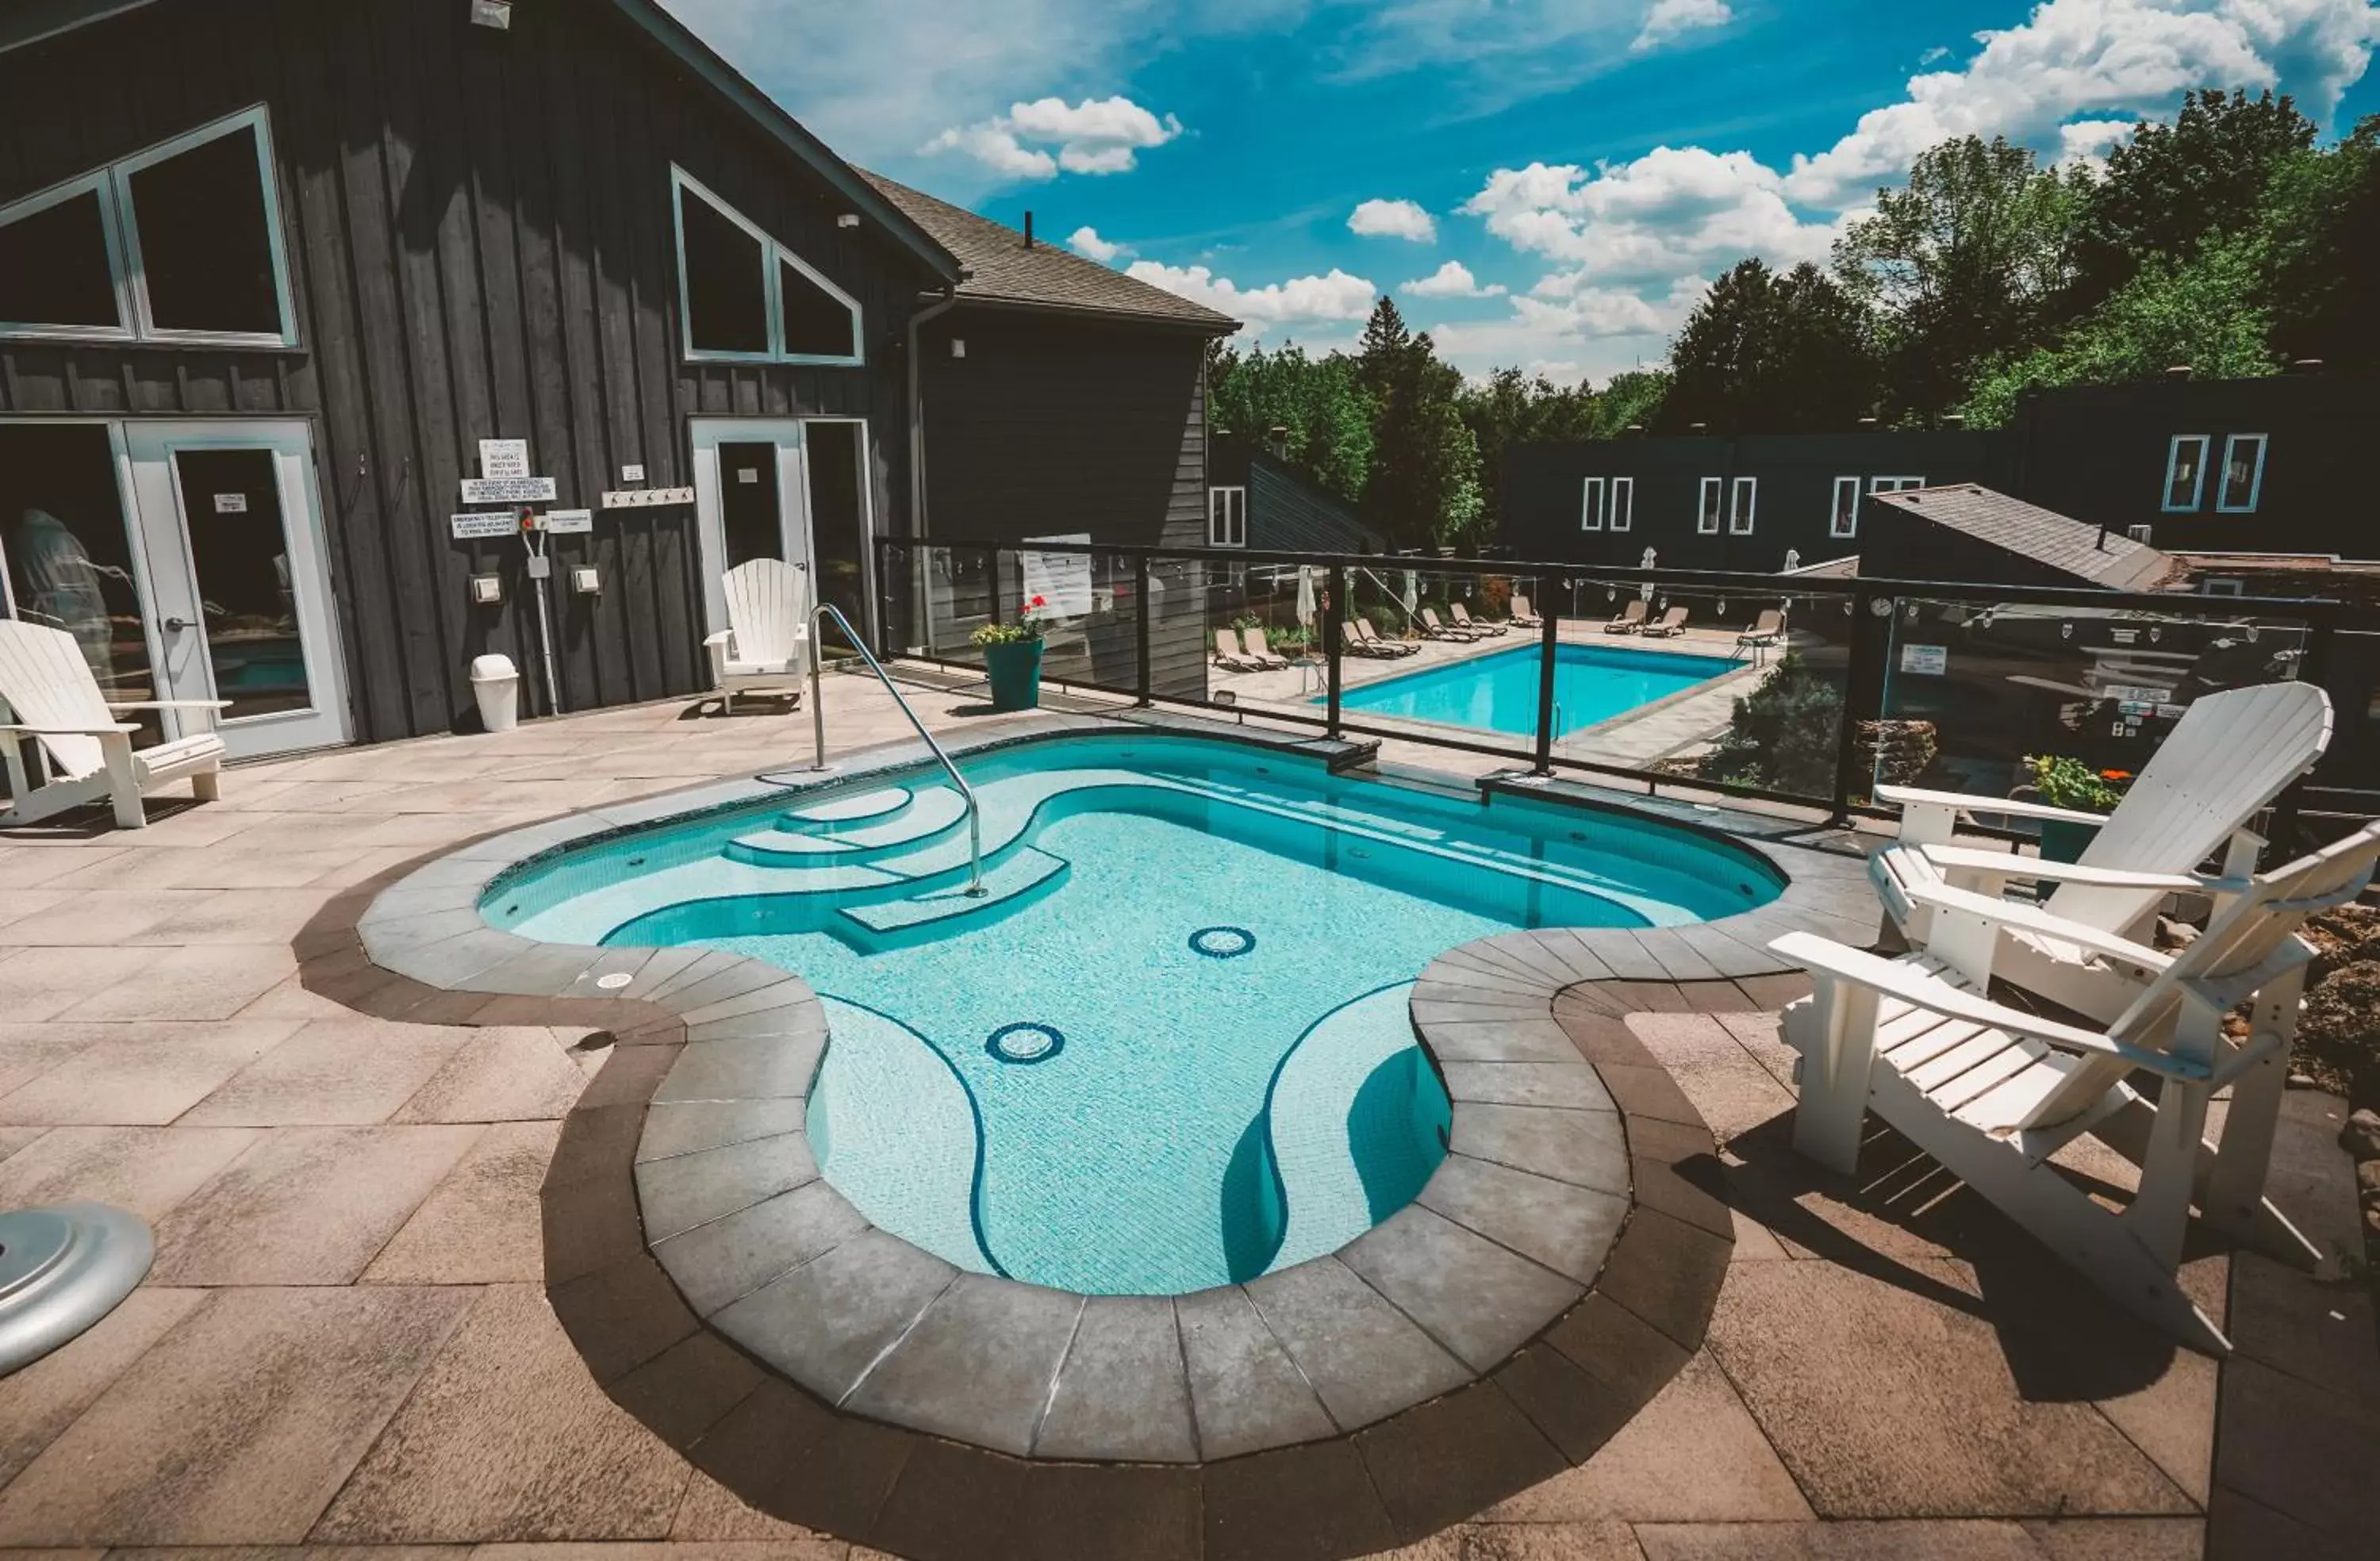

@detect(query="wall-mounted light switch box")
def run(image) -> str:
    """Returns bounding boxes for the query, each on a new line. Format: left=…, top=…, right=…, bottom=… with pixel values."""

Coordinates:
left=470, top=574, right=503, bottom=604
left=571, top=566, right=601, bottom=595
left=950, top=339, right=966, bottom=359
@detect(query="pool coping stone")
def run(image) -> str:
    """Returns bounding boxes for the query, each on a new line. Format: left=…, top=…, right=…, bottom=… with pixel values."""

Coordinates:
left=301, top=706, right=1860, bottom=1557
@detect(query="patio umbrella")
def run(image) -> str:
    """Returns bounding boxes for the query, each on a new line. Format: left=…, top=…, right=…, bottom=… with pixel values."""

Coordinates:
left=1296, top=566, right=1317, bottom=628
left=1401, top=570, right=1418, bottom=616
left=1639, top=547, right=1657, bottom=601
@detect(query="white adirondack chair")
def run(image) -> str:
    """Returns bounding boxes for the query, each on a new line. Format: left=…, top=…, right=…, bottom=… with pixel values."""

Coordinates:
left=0, top=620, right=229, bottom=830
left=1775, top=818, right=2380, bottom=1353
left=704, top=558, right=811, bottom=712
left=1872, top=681, right=2332, bottom=1021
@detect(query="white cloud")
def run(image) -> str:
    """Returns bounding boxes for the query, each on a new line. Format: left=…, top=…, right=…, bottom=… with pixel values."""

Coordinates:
left=925, top=94, right=1183, bottom=180
left=1783, top=0, right=2380, bottom=209
left=1403, top=260, right=1507, bottom=297
left=1633, top=0, right=1733, bottom=53
left=1123, top=261, right=1378, bottom=325
left=1068, top=226, right=1131, bottom=263
left=1348, top=198, right=1438, bottom=242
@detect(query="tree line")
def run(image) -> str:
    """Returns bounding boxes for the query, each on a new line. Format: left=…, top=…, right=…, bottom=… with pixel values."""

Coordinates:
left=1207, top=91, right=2380, bottom=550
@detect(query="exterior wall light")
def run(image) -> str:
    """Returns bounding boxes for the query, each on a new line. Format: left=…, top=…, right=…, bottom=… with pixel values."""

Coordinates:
left=470, top=1, right=513, bottom=29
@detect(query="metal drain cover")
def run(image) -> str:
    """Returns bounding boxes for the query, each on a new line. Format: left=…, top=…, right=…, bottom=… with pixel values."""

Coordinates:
left=0, top=1204, right=153, bottom=1377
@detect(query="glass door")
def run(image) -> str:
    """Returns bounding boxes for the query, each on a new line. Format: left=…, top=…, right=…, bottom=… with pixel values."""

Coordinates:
left=690, top=417, right=816, bottom=640
left=121, top=420, right=350, bottom=757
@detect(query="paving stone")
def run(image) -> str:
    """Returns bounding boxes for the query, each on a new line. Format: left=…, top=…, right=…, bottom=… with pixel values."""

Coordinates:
left=1454, top=1520, right=1644, bottom=1559
left=0, top=947, right=160, bottom=1022
left=669, top=1469, right=847, bottom=1549
left=712, top=1227, right=958, bottom=1403
left=1203, top=1437, right=1395, bottom=1561
left=1490, top=1340, right=1643, bottom=1465
left=52, top=944, right=295, bottom=1022
left=180, top=1020, right=475, bottom=1126
left=0, top=1022, right=300, bottom=1126
left=652, top=1034, right=822, bottom=1103
left=652, top=1179, right=870, bottom=1315
left=0, top=1125, right=261, bottom=1222
left=763, top=1407, right=919, bottom=1540
left=1354, top=1383, right=1568, bottom=1544
left=1244, top=1257, right=1471, bottom=1433
left=1176, top=1283, right=1338, bottom=1459
left=1004, top=1463, right=1200, bottom=1561
left=1542, top=1292, right=1695, bottom=1411
left=866, top=1436, right=1030, bottom=1561
left=392, top=1029, right=592, bottom=1122
left=1341, top=1203, right=1583, bottom=1371
left=635, top=1099, right=807, bottom=1163
left=843, top=1275, right=1084, bottom=1457
left=1419, top=1018, right=1590, bottom=1064
left=0, top=1287, right=207, bottom=1488
left=150, top=1125, right=484, bottom=1286
left=633, top=1131, right=819, bottom=1241
left=1440, top=1061, right=1610, bottom=1111
left=1414, top=1153, right=1627, bottom=1287
left=1633, top=1519, right=2048, bottom=1559
left=0, top=1287, right=474, bottom=1545
left=544, top=1252, right=701, bottom=1386
left=313, top=1286, right=691, bottom=1543
left=125, top=889, right=345, bottom=947
left=364, top=1120, right=562, bottom=1283
left=2209, top=1354, right=2380, bottom=1543
left=1449, top=1103, right=1630, bottom=1193
left=609, top=1333, right=768, bottom=1452
left=1034, top=1295, right=1199, bottom=1463
left=2019, top=1517, right=2206, bottom=1561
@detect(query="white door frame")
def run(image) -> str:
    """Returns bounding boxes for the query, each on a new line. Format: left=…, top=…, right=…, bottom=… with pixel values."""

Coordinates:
left=121, top=419, right=351, bottom=757
left=690, top=416, right=814, bottom=639
left=796, top=415, right=877, bottom=647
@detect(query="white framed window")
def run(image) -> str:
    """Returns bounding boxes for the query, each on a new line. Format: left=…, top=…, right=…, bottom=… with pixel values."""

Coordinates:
left=1870, top=475, right=1925, bottom=495
left=1697, top=477, right=1722, bottom=534
left=0, top=105, right=297, bottom=347
left=1609, top=476, right=1633, bottom=532
left=1729, top=475, right=1756, bottom=534
left=1580, top=477, right=1604, bottom=531
left=672, top=167, right=862, bottom=366
left=2163, top=435, right=2209, bottom=512
left=1208, top=485, right=1246, bottom=547
left=2217, top=434, right=2267, bottom=512
left=2202, top=577, right=2245, bottom=596
left=1830, top=475, right=1860, bottom=538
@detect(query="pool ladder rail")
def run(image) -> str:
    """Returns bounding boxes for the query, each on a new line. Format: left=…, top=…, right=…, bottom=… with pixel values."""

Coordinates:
left=805, top=603, right=987, bottom=898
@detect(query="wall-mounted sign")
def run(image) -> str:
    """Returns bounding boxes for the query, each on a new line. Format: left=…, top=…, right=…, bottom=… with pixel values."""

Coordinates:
left=214, top=493, right=248, bottom=513
left=1021, top=534, right=1095, bottom=619
left=602, top=487, right=695, bottom=509
left=736, top=467, right=762, bottom=485
left=460, top=476, right=556, bottom=504
left=479, top=439, right=531, bottom=480
left=451, top=512, right=522, bottom=539
left=2103, top=681, right=2175, bottom=706
left=1898, top=643, right=1948, bottom=677
left=540, top=508, right=594, bottom=535
left=620, top=464, right=646, bottom=484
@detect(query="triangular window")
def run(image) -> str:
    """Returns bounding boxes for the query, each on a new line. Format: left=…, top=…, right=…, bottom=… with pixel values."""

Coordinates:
left=674, top=168, right=862, bottom=366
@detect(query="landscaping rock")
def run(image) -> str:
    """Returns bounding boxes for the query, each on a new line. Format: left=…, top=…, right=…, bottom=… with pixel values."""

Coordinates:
left=2345, top=1108, right=2380, bottom=1162
left=2295, top=961, right=2380, bottom=1107
left=2305, top=904, right=2380, bottom=983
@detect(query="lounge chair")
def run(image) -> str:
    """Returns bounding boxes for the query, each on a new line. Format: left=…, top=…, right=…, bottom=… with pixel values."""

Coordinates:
left=1639, top=606, right=1689, bottom=638
left=1355, top=619, right=1418, bottom=657
left=0, top=620, right=228, bottom=830
left=1873, top=681, right=2332, bottom=1022
left=1212, top=629, right=1264, bottom=672
left=1240, top=627, right=1292, bottom=670
left=1775, top=817, right=2380, bottom=1352
left=705, top=558, right=811, bottom=711
left=1735, top=610, right=1783, bottom=658
left=1449, top=604, right=1506, bottom=636
left=1418, top=608, right=1476, bottom=642
left=1509, top=595, right=1544, bottom=629
left=1604, top=600, right=1649, bottom=635
left=1338, top=622, right=1392, bottom=658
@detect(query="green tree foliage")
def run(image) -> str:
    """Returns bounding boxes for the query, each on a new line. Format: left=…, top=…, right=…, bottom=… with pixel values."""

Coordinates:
left=1588, top=370, right=1672, bottom=435
left=1664, top=259, right=1882, bottom=432
left=1455, top=367, right=1599, bottom=532
left=1833, top=136, right=2090, bottom=420
left=1204, top=339, right=1376, bottom=504
left=1699, top=654, right=1844, bottom=797
left=2264, top=119, right=2380, bottom=370
left=1356, top=297, right=1487, bottom=546
left=2071, top=90, right=2317, bottom=309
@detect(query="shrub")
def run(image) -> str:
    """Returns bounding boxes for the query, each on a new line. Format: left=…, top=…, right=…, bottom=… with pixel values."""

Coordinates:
left=1699, top=654, right=1844, bottom=798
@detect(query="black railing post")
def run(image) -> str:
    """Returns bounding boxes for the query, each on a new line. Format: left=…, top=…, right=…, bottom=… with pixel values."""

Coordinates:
left=1134, top=551, right=1154, bottom=708
left=1830, top=586, right=1889, bottom=823
left=1326, top=563, right=1346, bottom=740
left=1531, top=577, right=1560, bottom=777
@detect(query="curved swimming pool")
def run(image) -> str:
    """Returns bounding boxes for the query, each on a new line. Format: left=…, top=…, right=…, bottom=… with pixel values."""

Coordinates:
left=486, top=731, right=1781, bottom=1294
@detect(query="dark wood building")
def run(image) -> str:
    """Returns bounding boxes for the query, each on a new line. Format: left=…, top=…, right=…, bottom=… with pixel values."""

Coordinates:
left=1209, top=435, right=1387, bottom=556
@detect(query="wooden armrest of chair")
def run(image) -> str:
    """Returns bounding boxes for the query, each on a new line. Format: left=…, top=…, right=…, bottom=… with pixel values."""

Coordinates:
left=1875, top=784, right=2110, bottom=829
left=1768, top=930, right=2205, bottom=1080
left=703, top=630, right=734, bottom=647
left=1920, top=844, right=2249, bottom=897
left=0, top=721, right=142, bottom=736
left=106, top=700, right=232, bottom=712
left=1901, top=880, right=2174, bottom=971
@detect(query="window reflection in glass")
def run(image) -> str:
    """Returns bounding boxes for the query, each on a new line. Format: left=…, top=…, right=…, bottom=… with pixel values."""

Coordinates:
left=171, top=447, right=312, bottom=716
left=0, top=424, right=160, bottom=738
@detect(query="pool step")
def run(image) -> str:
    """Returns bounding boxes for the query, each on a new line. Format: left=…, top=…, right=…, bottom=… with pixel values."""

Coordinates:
left=840, top=847, right=1068, bottom=935
left=784, top=785, right=913, bottom=827
left=730, top=785, right=970, bottom=866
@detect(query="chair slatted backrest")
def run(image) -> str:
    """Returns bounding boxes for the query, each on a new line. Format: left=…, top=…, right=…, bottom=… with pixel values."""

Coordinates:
left=1746, top=610, right=1782, bottom=637
left=1215, top=629, right=1243, bottom=662
left=720, top=559, right=808, bottom=665
left=1612, top=600, right=1646, bottom=626
left=1512, top=596, right=1534, bottom=619
left=2049, top=682, right=2332, bottom=937
left=1653, top=607, right=1687, bottom=631
left=0, top=620, right=112, bottom=780
left=1421, top=608, right=1450, bottom=633
left=2021, top=819, right=2380, bottom=1130
left=1246, top=627, right=1280, bottom=662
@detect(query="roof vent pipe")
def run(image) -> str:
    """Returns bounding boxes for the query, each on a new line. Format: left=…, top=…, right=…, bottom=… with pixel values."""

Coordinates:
left=1023, top=211, right=1035, bottom=249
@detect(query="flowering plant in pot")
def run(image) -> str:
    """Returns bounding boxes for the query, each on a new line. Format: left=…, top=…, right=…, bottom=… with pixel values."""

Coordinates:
left=971, top=596, right=1047, bottom=711
left=2021, top=754, right=2132, bottom=862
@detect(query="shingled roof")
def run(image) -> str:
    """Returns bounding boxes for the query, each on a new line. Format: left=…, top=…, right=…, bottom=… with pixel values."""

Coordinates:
left=1868, top=483, right=2177, bottom=590
left=861, top=171, right=1241, bottom=332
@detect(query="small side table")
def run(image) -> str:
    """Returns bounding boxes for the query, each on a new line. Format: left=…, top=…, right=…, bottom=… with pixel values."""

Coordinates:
left=1293, top=655, right=1326, bottom=696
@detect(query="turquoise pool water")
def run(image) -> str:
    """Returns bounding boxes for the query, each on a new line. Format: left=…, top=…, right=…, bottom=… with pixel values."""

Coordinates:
left=1332, top=642, right=1738, bottom=737
left=488, top=733, right=1780, bottom=1294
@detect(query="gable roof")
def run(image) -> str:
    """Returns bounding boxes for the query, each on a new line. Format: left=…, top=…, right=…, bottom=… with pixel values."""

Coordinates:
left=1869, top=483, right=2177, bottom=590
left=859, top=171, right=1240, bottom=332
left=0, top=0, right=962, bottom=285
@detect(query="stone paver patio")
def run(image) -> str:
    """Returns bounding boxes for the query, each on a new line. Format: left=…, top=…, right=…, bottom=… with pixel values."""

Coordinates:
left=0, top=669, right=2367, bottom=1559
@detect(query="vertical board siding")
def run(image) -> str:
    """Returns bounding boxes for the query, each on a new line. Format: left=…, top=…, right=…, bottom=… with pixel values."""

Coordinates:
left=0, top=0, right=937, bottom=742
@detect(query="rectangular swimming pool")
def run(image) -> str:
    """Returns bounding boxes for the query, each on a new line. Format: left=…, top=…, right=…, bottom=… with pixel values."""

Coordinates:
left=1329, top=641, right=1739, bottom=738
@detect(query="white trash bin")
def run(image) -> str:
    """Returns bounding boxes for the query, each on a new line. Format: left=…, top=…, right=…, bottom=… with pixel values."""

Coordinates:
left=470, top=654, right=520, bottom=733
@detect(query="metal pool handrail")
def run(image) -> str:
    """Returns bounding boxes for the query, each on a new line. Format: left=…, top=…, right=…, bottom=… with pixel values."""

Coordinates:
left=807, top=602, right=986, bottom=897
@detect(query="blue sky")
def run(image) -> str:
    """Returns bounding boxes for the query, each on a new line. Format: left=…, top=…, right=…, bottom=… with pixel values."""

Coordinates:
left=664, top=1, right=2380, bottom=380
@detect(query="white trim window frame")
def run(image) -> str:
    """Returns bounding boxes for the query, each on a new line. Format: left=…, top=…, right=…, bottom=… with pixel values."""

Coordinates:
left=0, top=105, right=297, bottom=348
left=1697, top=477, right=1722, bottom=534
left=1830, top=475, right=1860, bottom=539
left=1208, top=485, right=1246, bottom=548
left=2202, top=577, right=2245, bottom=596
left=2217, top=433, right=2267, bottom=513
left=2162, top=434, right=2209, bottom=512
left=672, top=166, right=864, bottom=368
left=1729, top=475, right=1756, bottom=535
left=1609, top=475, right=1633, bottom=532
left=1580, top=476, right=1604, bottom=531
